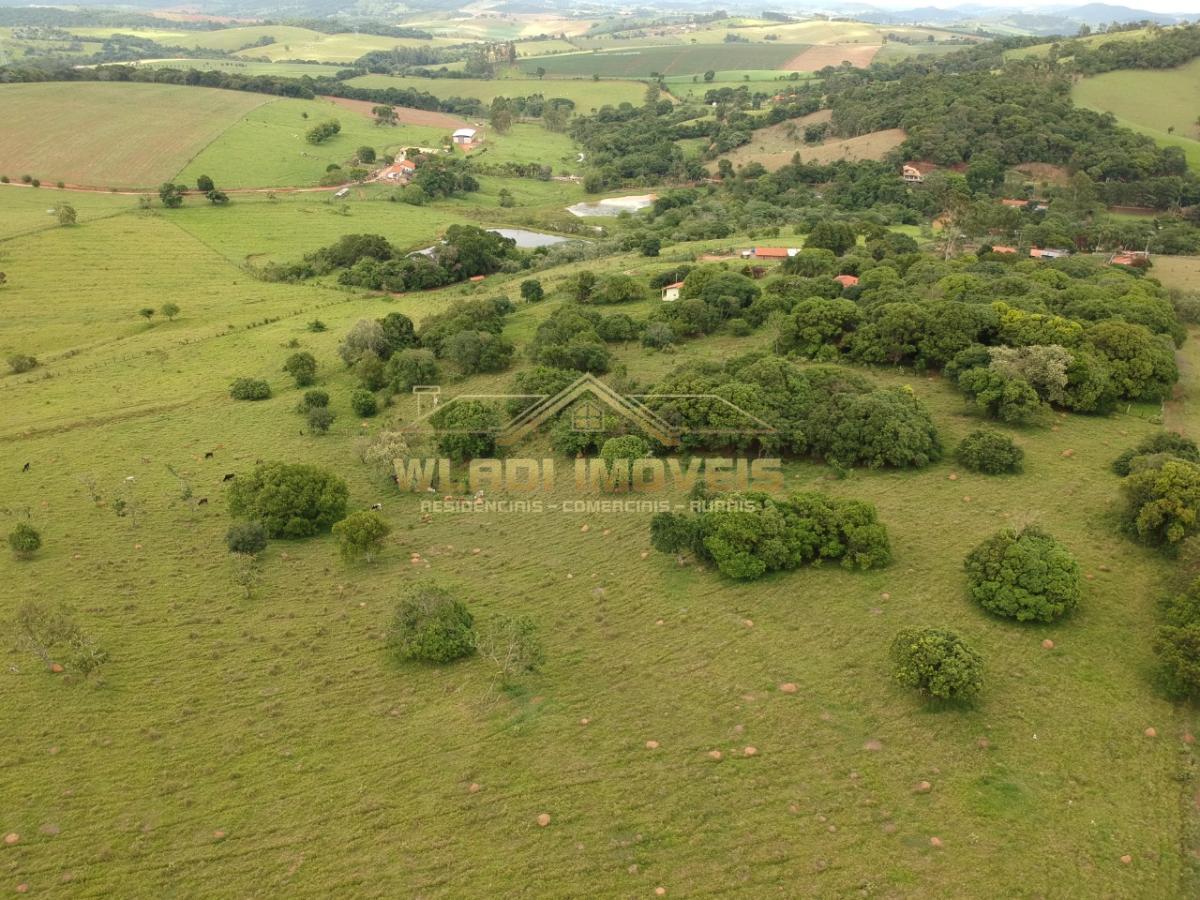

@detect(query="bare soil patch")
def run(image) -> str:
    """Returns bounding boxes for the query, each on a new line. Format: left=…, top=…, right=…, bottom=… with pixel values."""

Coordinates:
left=784, top=44, right=882, bottom=71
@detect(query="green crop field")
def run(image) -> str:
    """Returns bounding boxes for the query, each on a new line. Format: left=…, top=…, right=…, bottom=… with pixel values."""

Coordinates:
left=0, top=82, right=272, bottom=189
left=516, top=43, right=810, bottom=78
left=663, top=70, right=818, bottom=100
left=347, top=73, right=647, bottom=112
left=176, top=96, right=448, bottom=189
left=238, top=32, right=469, bottom=64
left=2, top=188, right=1200, bottom=894
left=137, top=58, right=348, bottom=79
left=1072, top=58, right=1200, bottom=171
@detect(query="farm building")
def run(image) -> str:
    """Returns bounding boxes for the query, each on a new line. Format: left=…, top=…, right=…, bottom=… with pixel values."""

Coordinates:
left=750, top=247, right=795, bottom=260
left=452, top=128, right=478, bottom=145
left=1030, top=247, right=1069, bottom=259
left=902, top=164, right=926, bottom=184
left=1001, top=198, right=1049, bottom=211
left=1111, top=250, right=1149, bottom=267
left=379, top=158, right=417, bottom=182
left=661, top=281, right=683, bottom=302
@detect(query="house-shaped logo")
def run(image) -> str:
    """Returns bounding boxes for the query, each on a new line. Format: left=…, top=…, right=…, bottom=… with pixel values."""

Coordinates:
left=398, top=372, right=777, bottom=448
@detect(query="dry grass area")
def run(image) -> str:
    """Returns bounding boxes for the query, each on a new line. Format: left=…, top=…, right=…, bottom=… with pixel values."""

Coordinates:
left=783, top=43, right=882, bottom=71
left=718, top=123, right=904, bottom=172
left=1012, top=163, right=1072, bottom=188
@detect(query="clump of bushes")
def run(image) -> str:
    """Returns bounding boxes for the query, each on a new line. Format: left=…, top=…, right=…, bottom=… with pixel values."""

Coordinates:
left=307, top=406, right=336, bottom=434
left=230, top=378, right=271, bottom=401
left=7, top=354, right=38, bottom=374
left=227, top=462, right=348, bottom=538
left=389, top=583, right=476, bottom=663
left=1112, top=431, right=1200, bottom=476
left=11, top=599, right=108, bottom=678
left=297, top=389, right=329, bottom=412
left=890, top=627, right=984, bottom=700
left=283, top=352, right=318, bottom=387
left=1155, top=578, right=1200, bottom=699
left=955, top=429, right=1023, bottom=474
left=8, top=522, right=42, bottom=559
left=964, top=526, right=1080, bottom=622
left=225, top=521, right=267, bottom=556
left=651, top=491, right=890, bottom=581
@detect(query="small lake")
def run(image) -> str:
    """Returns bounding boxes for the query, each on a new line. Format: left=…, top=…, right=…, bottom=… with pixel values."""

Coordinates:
left=567, top=194, right=656, bottom=218
left=489, top=228, right=576, bottom=248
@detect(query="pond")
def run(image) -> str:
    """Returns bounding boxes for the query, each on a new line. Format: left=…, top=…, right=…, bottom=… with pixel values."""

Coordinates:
left=566, top=194, right=656, bottom=218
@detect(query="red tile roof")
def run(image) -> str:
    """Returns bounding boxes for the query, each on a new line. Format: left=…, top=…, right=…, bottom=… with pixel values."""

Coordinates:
left=754, top=247, right=789, bottom=258
left=833, top=274, right=859, bottom=287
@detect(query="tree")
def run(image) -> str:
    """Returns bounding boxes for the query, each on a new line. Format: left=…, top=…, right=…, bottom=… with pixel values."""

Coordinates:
left=56, top=203, right=76, bottom=226
left=298, top=389, right=329, bottom=411
left=520, top=279, right=544, bottom=302
left=158, top=183, right=184, bottom=208
left=225, top=521, right=267, bottom=556
left=641, top=236, right=661, bottom=257
left=1113, top=431, right=1200, bottom=476
left=490, top=104, right=513, bottom=134
left=642, top=322, right=676, bottom=349
left=955, top=429, right=1023, bottom=474
left=498, top=188, right=515, bottom=207
left=230, top=378, right=270, bottom=401
left=964, top=527, right=1081, bottom=622
left=372, top=105, right=397, bottom=126
left=196, top=175, right=215, bottom=193
left=1122, top=458, right=1200, bottom=548
left=703, top=69, right=716, bottom=82
left=430, top=400, right=499, bottom=462
left=138, top=307, right=155, bottom=322
left=805, top=221, right=857, bottom=256
left=11, top=599, right=106, bottom=676
left=227, top=462, right=349, bottom=538
left=587, top=273, right=646, bottom=305
left=386, top=349, right=438, bottom=392
left=8, top=522, right=41, bottom=559
left=283, top=352, right=317, bottom=387
left=206, top=189, right=229, bottom=205
left=444, top=330, right=515, bottom=375
left=956, top=367, right=1045, bottom=425
left=478, top=614, right=544, bottom=683
left=891, top=627, right=984, bottom=700
left=306, top=119, right=341, bottom=144
left=389, top=583, right=476, bottom=664
left=332, top=510, right=391, bottom=562
left=357, top=146, right=376, bottom=164
left=160, top=302, right=180, bottom=321
left=339, top=319, right=389, bottom=367
left=535, top=66, right=547, bottom=79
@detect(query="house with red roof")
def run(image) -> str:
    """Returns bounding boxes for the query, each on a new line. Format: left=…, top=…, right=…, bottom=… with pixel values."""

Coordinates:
left=661, top=281, right=684, bottom=302
left=833, top=274, right=859, bottom=288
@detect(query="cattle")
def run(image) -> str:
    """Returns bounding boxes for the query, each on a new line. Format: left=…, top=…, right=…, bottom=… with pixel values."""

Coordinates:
left=197, top=498, right=208, bottom=506
left=370, top=503, right=383, bottom=511
left=222, top=473, right=236, bottom=482
left=21, top=462, right=30, bottom=472
left=204, top=451, right=214, bottom=459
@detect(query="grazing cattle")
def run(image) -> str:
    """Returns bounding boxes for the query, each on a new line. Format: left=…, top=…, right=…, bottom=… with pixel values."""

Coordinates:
left=204, top=451, right=214, bottom=459
left=21, top=462, right=30, bottom=472
left=197, top=498, right=208, bottom=506
left=222, top=473, right=236, bottom=482
left=370, top=503, right=383, bottom=511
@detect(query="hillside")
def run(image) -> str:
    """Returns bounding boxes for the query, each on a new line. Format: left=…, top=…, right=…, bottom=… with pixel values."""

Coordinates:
left=1071, top=57, right=1200, bottom=170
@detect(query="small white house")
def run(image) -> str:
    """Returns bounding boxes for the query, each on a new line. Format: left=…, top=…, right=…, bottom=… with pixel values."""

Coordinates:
left=661, top=281, right=683, bottom=302
left=452, top=127, right=478, bottom=145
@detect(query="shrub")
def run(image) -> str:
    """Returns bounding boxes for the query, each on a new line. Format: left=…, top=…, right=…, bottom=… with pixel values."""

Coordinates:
left=283, top=352, right=318, bottom=387
left=307, top=406, right=336, bottom=434
left=11, top=599, right=107, bottom=677
left=520, top=279, right=544, bottom=302
left=7, top=354, right=38, bottom=374
left=586, top=273, right=646, bottom=305
left=600, top=435, right=649, bottom=464
left=227, top=462, right=348, bottom=538
left=230, top=378, right=271, bottom=401
left=641, top=321, right=676, bottom=349
left=332, top=510, right=391, bottom=562
left=957, top=367, right=1045, bottom=425
left=478, top=614, right=545, bottom=681
left=298, top=389, right=329, bottom=411
left=350, top=389, right=379, bottom=417
left=430, top=400, right=498, bottom=462
left=389, top=583, right=476, bottom=663
left=890, top=627, right=984, bottom=700
left=1121, top=458, right=1200, bottom=548
left=1112, top=431, right=1200, bottom=476
left=8, top=523, right=41, bottom=558
left=955, top=429, right=1023, bottom=474
left=964, top=527, right=1080, bottom=622
left=1154, top=625, right=1200, bottom=699
left=354, top=352, right=387, bottom=390
left=225, top=521, right=267, bottom=555
left=809, top=387, right=942, bottom=469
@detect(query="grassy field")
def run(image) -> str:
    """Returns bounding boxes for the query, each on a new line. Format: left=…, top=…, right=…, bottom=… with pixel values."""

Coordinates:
left=238, top=32, right=468, bottom=64
left=1006, top=27, right=1154, bottom=60
left=0, top=82, right=272, bottom=189
left=516, top=43, right=810, bottom=78
left=347, top=73, right=648, bottom=111
left=716, top=118, right=906, bottom=172
left=1072, top=58, right=1200, bottom=172
left=0, top=184, right=137, bottom=241
left=176, top=96, right=448, bottom=189
left=2, top=183, right=1200, bottom=895
left=136, top=58, right=348, bottom=79
left=664, top=70, right=818, bottom=100
left=1150, top=254, right=1200, bottom=292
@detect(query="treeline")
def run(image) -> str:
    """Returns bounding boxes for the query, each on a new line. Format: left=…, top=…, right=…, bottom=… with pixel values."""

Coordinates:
left=1067, top=23, right=1200, bottom=74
